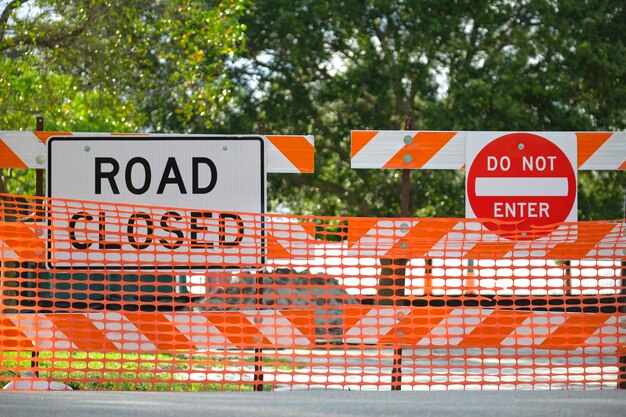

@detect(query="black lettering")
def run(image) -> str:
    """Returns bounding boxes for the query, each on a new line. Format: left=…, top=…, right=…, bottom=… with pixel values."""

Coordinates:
left=126, top=212, right=154, bottom=250
left=125, top=157, right=151, bottom=194
left=192, top=157, right=217, bottom=194
left=157, top=158, right=187, bottom=194
left=158, top=211, right=184, bottom=250
left=95, top=157, right=120, bottom=194
left=69, top=211, right=94, bottom=250
left=219, top=213, right=244, bottom=247
left=190, top=211, right=214, bottom=249
left=98, top=212, right=121, bottom=249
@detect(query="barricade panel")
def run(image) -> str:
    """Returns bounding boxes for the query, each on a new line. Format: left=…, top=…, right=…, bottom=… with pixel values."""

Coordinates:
left=1, top=194, right=624, bottom=390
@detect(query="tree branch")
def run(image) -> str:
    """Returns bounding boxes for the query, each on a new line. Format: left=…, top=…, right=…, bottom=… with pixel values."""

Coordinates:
left=0, top=2, right=99, bottom=53
left=464, top=20, right=480, bottom=66
left=0, top=0, right=28, bottom=39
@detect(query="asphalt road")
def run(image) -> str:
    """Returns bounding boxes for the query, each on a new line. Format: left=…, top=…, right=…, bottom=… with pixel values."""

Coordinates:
left=1, top=390, right=625, bottom=417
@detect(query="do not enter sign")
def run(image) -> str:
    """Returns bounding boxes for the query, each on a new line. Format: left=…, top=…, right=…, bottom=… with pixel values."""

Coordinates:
left=466, top=132, right=577, bottom=238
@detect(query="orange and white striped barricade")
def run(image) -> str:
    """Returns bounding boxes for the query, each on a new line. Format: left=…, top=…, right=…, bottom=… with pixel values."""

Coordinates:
left=351, top=130, right=625, bottom=171
left=0, top=131, right=314, bottom=174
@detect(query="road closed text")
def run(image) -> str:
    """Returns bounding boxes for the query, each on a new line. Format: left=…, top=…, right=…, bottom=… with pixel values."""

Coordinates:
left=67, top=210, right=247, bottom=251
left=95, top=157, right=218, bottom=195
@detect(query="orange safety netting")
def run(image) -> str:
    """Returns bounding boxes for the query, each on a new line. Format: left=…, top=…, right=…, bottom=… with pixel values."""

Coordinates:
left=0, top=194, right=624, bottom=391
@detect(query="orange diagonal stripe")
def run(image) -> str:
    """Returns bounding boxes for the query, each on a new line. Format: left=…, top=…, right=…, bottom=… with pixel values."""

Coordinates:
left=387, top=219, right=458, bottom=258
left=346, top=219, right=379, bottom=246
left=280, top=310, right=316, bottom=342
left=300, top=221, right=317, bottom=239
left=540, top=314, right=610, bottom=350
left=342, top=307, right=374, bottom=332
left=124, top=312, right=196, bottom=351
left=266, top=136, right=315, bottom=173
left=47, top=313, right=118, bottom=351
left=576, top=132, right=612, bottom=168
left=33, top=131, right=72, bottom=144
left=457, top=310, right=530, bottom=348
left=464, top=242, right=516, bottom=260
left=546, top=223, right=616, bottom=259
left=0, top=316, right=36, bottom=350
left=0, top=221, right=45, bottom=260
left=265, top=232, right=294, bottom=259
left=379, top=307, right=450, bottom=345
left=206, top=311, right=271, bottom=348
left=383, top=131, right=457, bottom=169
left=0, top=139, right=27, bottom=168
left=351, top=131, right=379, bottom=157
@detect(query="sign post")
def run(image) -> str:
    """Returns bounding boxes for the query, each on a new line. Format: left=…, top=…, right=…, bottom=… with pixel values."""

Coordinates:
left=466, top=132, right=577, bottom=238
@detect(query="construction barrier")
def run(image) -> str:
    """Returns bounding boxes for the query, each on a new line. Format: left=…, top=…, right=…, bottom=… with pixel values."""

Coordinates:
left=1, top=194, right=624, bottom=390
left=0, top=131, right=315, bottom=173
left=350, top=130, right=626, bottom=170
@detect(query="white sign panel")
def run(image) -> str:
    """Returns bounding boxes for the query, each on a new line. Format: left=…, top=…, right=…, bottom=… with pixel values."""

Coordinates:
left=47, top=137, right=266, bottom=270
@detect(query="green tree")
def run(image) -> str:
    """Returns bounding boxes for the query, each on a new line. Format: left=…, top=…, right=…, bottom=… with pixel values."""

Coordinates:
left=222, top=0, right=625, bottom=219
left=0, top=0, right=248, bottom=194
left=2, top=0, right=623, bottom=220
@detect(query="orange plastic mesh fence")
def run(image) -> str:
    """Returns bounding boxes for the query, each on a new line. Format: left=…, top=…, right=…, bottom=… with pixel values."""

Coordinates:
left=1, top=194, right=624, bottom=391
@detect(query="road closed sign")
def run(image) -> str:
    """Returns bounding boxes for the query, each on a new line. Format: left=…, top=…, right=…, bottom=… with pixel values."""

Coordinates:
left=466, top=132, right=577, bottom=238
left=47, top=136, right=266, bottom=270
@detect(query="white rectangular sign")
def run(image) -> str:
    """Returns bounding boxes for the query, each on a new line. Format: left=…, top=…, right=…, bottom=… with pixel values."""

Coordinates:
left=47, top=136, right=266, bottom=270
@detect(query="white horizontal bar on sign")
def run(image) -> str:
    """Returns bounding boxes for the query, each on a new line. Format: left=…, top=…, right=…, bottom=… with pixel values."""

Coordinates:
left=475, top=177, right=569, bottom=197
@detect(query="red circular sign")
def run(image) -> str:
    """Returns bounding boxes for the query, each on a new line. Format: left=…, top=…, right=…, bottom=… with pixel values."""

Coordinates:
left=467, top=133, right=576, bottom=238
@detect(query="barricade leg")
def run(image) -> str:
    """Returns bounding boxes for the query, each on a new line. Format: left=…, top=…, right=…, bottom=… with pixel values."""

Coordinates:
left=617, top=261, right=626, bottom=389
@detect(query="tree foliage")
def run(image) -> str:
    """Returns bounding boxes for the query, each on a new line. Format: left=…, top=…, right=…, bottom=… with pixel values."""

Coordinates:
left=1, top=0, right=248, bottom=131
left=1, top=0, right=624, bottom=219
left=223, top=0, right=625, bottom=219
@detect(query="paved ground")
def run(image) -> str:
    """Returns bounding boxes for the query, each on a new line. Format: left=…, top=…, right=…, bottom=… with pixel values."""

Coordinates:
left=1, top=390, right=625, bottom=417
